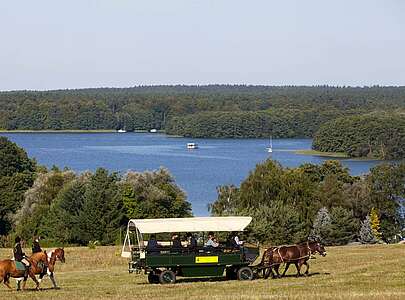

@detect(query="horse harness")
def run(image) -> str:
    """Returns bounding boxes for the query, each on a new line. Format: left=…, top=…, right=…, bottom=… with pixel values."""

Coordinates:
left=274, top=243, right=312, bottom=263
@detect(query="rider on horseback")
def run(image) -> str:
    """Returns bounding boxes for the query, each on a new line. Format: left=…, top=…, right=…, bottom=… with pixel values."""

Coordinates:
left=13, top=236, right=30, bottom=278
left=32, top=236, right=42, bottom=254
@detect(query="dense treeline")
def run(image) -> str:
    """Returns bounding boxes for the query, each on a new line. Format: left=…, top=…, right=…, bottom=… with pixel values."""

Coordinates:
left=0, top=137, right=191, bottom=246
left=312, top=113, right=405, bottom=159
left=1, top=86, right=405, bottom=134
left=166, top=109, right=346, bottom=138
left=209, top=159, right=405, bottom=245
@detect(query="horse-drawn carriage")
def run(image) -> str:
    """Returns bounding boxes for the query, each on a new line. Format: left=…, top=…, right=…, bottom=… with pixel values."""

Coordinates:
left=121, top=216, right=260, bottom=284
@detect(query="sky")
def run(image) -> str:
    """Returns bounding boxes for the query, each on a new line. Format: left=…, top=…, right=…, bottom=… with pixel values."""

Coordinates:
left=1, top=0, right=404, bottom=91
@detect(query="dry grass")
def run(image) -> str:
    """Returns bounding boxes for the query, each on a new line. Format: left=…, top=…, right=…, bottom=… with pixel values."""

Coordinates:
left=0, top=244, right=404, bottom=299
left=295, top=149, right=349, bottom=158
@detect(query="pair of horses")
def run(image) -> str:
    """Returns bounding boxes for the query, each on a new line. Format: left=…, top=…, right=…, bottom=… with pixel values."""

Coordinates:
left=0, top=248, right=65, bottom=291
left=261, top=241, right=326, bottom=279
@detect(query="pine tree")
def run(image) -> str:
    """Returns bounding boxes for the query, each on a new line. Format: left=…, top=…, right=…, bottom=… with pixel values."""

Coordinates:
left=359, top=215, right=377, bottom=244
left=327, top=207, right=359, bottom=245
left=370, top=207, right=382, bottom=241
left=309, top=207, right=331, bottom=244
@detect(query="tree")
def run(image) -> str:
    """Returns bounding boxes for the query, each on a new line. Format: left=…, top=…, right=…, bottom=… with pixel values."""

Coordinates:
left=359, top=215, right=377, bottom=244
left=0, top=137, right=36, bottom=235
left=309, top=207, right=331, bottom=244
left=76, top=168, right=125, bottom=245
left=366, top=163, right=405, bottom=242
left=209, top=185, right=239, bottom=216
left=326, top=207, right=359, bottom=245
left=14, top=170, right=76, bottom=239
left=245, top=202, right=306, bottom=245
left=0, top=137, right=35, bottom=177
left=121, top=168, right=191, bottom=219
left=370, top=208, right=382, bottom=241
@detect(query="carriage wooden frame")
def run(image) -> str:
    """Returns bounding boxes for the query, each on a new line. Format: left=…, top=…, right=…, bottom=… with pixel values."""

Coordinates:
left=121, top=217, right=260, bottom=284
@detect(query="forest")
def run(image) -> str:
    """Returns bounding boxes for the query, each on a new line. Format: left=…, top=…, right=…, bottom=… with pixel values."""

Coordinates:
left=1, top=137, right=404, bottom=247
left=1, top=85, right=405, bottom=135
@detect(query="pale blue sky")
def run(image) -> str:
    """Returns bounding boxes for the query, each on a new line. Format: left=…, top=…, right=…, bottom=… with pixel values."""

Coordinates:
left=1, top=0, right=404, bottom=90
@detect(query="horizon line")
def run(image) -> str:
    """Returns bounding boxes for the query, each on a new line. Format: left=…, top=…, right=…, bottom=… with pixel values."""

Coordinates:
left=2, top=84, right=405, bottom=93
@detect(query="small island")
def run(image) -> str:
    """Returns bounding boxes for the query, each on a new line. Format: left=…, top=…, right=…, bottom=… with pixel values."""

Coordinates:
left=312, top=113, right=405, bottom=160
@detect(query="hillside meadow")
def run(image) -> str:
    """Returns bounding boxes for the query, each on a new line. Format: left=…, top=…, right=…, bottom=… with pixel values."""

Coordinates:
left=0, top=244, right=404, bottom=299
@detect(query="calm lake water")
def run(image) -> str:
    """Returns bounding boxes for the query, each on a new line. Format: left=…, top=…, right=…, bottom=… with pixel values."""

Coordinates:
left=2, top=133, right=383, bottom=216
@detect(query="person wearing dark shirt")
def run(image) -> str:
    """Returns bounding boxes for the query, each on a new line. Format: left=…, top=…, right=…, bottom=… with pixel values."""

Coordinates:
left=186, top=232, right=197, bottom=252
left=32, top=236, right=42, bottom=254
left=171, top=234, right=182, bottom=252
left=147, top=234, right=159, bottom=255
left=13, top=236, right=30, bottom=278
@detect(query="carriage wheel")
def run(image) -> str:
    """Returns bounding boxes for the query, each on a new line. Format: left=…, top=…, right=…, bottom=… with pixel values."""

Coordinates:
left=237, top=267, right=254, bottom=281
left=159, top=270, right=176, bottom=284
left=147, top=272, right=159, bottom=284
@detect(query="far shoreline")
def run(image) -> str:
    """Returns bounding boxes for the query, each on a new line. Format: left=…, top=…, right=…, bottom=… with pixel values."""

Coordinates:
left=0, top=129, right=164, bottom=134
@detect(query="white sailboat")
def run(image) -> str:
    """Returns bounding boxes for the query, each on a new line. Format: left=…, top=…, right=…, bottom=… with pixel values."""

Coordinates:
left=267, top=136, right=273, bottom=153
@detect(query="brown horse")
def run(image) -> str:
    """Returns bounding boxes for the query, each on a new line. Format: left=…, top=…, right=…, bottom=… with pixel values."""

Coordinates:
left=15, top=248, right=65, bottom=290
left=0, top=251, right=48, bottom=290
left=262, top=241, right=326, bottom=279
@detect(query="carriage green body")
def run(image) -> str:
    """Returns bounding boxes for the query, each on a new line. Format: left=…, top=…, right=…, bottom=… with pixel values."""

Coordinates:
left=129, top=247, right=257, bottom=278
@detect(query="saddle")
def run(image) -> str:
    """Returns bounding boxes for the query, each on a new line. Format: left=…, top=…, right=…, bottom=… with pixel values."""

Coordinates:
left=14, top=261, right=26, bottom=271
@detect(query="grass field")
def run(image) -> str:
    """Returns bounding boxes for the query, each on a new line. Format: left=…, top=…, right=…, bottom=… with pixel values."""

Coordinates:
left=0, top=244, right=404, bottom=299
left=294, top=149, right=350, bottom=158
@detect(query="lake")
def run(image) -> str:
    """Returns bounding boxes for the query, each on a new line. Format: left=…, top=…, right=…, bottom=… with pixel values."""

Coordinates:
left=2, top=133, right=384, bottom=216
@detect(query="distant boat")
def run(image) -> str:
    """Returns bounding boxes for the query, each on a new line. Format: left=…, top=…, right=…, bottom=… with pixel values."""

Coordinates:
left=150, top=129, right=157, bottom=133
left=267, top=136, right=273, bottom=153
left=117, top=129, right=127, bottom=133
left=187, top=142, right=198, bottom=149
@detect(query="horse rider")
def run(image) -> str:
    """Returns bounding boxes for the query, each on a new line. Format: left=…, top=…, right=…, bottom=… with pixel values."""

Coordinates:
left=13, top=236, right=30, bottom=278
left=32, top=236, right=43, bottom=254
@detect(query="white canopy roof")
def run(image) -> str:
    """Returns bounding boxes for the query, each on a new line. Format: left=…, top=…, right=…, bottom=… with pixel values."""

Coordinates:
left=128, top=216, right=252, bottom=234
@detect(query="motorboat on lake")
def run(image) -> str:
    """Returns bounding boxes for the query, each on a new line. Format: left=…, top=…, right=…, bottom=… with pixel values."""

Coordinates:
left=187, top=143, right=198, bottom=149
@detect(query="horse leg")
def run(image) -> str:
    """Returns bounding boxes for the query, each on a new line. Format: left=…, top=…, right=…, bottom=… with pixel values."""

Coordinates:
left=304, top=261, right=309, bottom=276
left=27, top=269, right=40, bottom=291
left=282, top=262, right=290, bottom=277
left=273, top=264, right=282, bottom=278
left=50, top=273, right=59, bottom=289
left=1, top=272, right=12, bottom=290
left=295, top=261, right=302, bottom=277
left=16, top=279, right=22, bottom=291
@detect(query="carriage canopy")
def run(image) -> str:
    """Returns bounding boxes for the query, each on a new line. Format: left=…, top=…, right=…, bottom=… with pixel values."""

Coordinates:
left=128, top=216, right=252, bottom=234
left=121, top=216, right=252, bottom=258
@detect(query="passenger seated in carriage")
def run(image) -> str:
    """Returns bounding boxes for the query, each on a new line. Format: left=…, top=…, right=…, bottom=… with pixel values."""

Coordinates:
left=147, top=234, right=160, bottom=255
left=227, top=232, right=244, bottom=250
left=171, top=233, right=182, bottom=252
left=204, top=232, right=219, bottom=249
left=186, top=232, right=197, bottom=252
